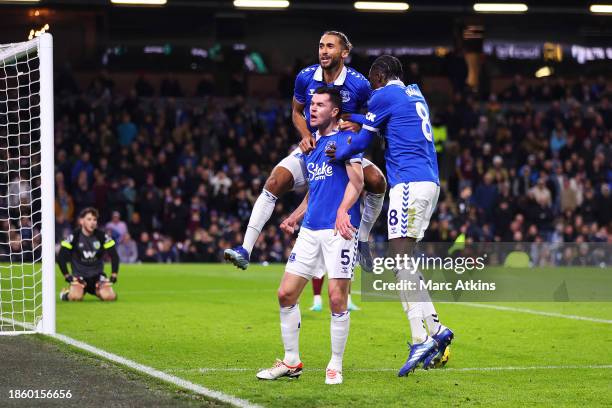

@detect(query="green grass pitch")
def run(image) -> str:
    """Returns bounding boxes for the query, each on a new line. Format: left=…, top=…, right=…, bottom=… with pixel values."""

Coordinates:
left=54, top=264, right=612, bottom=407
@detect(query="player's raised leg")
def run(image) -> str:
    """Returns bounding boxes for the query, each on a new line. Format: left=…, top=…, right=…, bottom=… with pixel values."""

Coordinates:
left=225, top=163, right=298, bottom=270
left=359, top=161, right=386, bottom=272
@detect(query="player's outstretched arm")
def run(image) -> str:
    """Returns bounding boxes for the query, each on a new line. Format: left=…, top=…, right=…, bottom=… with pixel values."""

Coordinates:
left=342, top=113, right=366, bottom=125
left=280, top=191, right=309, bottom=235
left=335, top=162, right=364, bottom=240
left=327, top=127, right=376, bottom=162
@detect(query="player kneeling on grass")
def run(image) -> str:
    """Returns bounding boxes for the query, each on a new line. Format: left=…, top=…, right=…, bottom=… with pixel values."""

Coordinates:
left=58, top=207, right=119, bottom=302
left=256, top=87, right=363, bottom=385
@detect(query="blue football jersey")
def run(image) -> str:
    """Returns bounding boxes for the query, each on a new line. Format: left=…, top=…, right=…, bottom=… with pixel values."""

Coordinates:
left=363, top=80, right=439, bottom=187
left=294, top=65, right=371, bottom=131
left=302, top=130, right=363, bottom=231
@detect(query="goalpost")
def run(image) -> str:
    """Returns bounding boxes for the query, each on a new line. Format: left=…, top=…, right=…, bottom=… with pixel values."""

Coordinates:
left=0, top=33, right=55, bottom=335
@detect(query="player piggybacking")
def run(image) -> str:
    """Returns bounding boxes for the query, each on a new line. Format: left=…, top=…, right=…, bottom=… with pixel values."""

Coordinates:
left=224, top=31, right=386, bottom=278
left=256, top=87, right=363, bottom=385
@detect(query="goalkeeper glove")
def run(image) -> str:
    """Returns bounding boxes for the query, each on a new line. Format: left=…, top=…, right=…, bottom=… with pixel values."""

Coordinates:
left=65, top=275, right=85, bottom=285
left=110, top=273, right=118, bottom=284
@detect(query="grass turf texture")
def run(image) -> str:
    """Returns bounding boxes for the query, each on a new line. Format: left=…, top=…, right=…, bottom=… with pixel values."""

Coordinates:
left=53, top=264, right=612, bottom=407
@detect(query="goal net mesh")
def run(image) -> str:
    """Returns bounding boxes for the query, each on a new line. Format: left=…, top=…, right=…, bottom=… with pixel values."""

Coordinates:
left=0, top=38, right=44, bottom=333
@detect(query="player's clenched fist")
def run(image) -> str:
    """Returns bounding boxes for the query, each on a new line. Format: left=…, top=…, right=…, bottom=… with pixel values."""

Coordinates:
left=299, top=135, right=316, bottom=154
left=280, top=216, right=299, bottom=235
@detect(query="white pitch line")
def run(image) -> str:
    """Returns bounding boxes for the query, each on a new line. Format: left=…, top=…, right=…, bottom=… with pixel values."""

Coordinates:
left=449, top=302, right=612, bottom=324
left=163, top=365, right=612, bottom=374
left=51, top=333, right=262, bottom=408
left=350, top=291, right=612, bottom=324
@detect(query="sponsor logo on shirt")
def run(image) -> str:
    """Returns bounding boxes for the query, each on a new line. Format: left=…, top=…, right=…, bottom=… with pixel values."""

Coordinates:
left=289, top=252, right=296, bottom=262
left=307, top=161, right=333, bottom=181
left=82, top=250, right=96, bottom=259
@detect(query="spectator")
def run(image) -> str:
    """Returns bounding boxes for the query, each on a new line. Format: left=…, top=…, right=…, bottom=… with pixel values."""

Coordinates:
left=117, top=233, right=138, bottom=263
left=106, top=211, right=129, bottom=243
left=530, top=177, right=552, bottom=208
left=472, top=173, right=498, bottom=219
left=55, top=185, right=75, bottom=222
left=117, top=113, right=138, bottom=147
left=560, top=177, right=579, bottom=213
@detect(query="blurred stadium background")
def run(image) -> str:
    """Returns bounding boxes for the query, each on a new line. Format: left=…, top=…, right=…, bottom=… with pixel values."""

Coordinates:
left=1, top=0, right=610, bottom=265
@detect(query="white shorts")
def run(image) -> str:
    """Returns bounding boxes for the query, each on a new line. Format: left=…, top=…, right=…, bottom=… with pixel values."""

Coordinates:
left=286, top=227, right=358, bottom=280
left=387, top=181, right=440, bottom=241
left=277, top=147, right=374, bottom=192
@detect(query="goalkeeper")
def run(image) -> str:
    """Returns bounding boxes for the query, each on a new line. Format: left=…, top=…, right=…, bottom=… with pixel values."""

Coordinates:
left=57, top=207, right=119, bottom=302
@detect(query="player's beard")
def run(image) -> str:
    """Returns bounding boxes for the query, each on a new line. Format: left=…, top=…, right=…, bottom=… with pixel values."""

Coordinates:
left=321, top=55, right=342, bottom=72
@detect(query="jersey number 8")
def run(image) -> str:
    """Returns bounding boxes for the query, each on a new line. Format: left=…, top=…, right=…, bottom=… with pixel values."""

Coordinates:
left=416, top=102, right=433, bottom=142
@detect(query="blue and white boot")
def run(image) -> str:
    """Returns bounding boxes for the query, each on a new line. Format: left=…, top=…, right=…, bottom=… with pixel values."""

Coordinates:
left=224, top=246, right=250, bottom=270
left=423, top=327, right=454, bottom=369
left=398, top=337, right=437, bottom=377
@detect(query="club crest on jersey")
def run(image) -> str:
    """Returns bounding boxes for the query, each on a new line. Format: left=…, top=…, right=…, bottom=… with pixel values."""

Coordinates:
left=365, top=112, right=377, bottom=122
left=308, top=161, right=333, bottom=181
left=340, top=90, right=351, bottom=103
left=93, top=241, right=100, bottom=250
left=309, top=88, right=316, bottom=96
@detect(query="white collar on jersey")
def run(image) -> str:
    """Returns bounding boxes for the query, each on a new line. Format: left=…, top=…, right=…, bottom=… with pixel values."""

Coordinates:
left=314, top=128, right=339, bottom=140
left=386, top=79, right=405, bottom=87
left=313, top=65, right=348, bottom=85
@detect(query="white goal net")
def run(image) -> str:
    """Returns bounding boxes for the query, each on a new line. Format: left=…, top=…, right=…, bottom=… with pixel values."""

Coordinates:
left=0, top=34, right=54, bottom=335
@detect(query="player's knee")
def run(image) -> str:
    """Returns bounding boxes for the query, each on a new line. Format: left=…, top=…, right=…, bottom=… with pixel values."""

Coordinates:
left=329, top=292, right=347, bottom=313
left=68, top=291, right=84, bottom=301
left=265, top=169, right=293, bottom=196
left=277, top=287, right=296, bottom=306
left=101, top=291, right=117, bottom=301
left=68, top=285, right=84, bottom=301
left=98, top=285, right=117, bottom=301
left=364, top=167, right=387, bottom=194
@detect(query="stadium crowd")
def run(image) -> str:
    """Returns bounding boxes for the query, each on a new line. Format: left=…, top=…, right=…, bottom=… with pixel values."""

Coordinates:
left=52, top=70, right=611, bottom=264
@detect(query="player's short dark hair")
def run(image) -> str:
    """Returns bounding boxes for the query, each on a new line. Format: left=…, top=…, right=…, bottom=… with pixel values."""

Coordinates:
left=314, top=87, right=343, bottom=115
left=371, top=54, right=403, bottom=81
left=322, top=30, right=353, bottom=52
left=79, top=207, right=99, bottom=219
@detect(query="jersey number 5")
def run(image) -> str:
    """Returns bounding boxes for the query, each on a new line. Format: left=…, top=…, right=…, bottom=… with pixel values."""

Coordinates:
left=416, top=102, right=433, bottom=142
